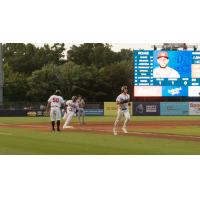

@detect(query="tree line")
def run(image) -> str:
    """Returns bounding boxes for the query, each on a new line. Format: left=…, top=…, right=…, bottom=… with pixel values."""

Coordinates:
left=2, top=43, right=133, bottom=102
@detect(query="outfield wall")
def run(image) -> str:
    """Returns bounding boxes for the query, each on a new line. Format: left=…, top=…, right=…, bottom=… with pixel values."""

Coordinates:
left=104, top=102, right=200, bottom=116
left=133, top=102, right=160, bottom=116
left=0, top=108, right=104, bottom=117
left=104, top=102, right=133, bottom=116
left=160, top=102, right=189, bottom=116
left=1, top=102, right=200, bottom=116
left=0, top=102, right=104, bottom=117
left=132, top=102, right=200, bottom=116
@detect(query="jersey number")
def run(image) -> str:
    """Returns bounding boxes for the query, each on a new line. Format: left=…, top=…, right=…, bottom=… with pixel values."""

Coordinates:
left=53, top=98, right=59, bottom=103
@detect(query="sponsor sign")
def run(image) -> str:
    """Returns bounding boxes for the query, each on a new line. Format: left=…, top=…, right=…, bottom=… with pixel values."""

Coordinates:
left=189, top=102, right=200, bottom=115
left=133, top=102, right=160, bottom=115
left=160, top=102, right=189, bottom=115
left=104, top=102, right=132, bottom=116
left=85, top=109, right=104, bottom=116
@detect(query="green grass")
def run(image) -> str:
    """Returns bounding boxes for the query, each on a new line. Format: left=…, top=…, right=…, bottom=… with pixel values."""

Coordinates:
left=1, top=115, right=200, bottom=124
left=129, top=126, right=200, bottom=136
left=0, top=116, right=200, bottom=154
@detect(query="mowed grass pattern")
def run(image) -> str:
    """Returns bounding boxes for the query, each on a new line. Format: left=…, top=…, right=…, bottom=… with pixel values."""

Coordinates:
left=0, top=116, right=200, bottom=154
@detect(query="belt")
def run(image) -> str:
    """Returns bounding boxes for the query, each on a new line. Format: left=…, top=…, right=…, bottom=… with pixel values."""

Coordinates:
left=51, top=106, right=60, bottom=108
left=121, top=108, right=127, bottom=110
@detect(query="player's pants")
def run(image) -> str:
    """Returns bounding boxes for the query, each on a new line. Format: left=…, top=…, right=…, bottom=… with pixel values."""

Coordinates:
left=113, top=109, right=130, bottom=129
left=50, top=107, right=61, bottom=121
left=63, top=111, right=74, bottom=127
left=77, top=108, right=85, bottom=124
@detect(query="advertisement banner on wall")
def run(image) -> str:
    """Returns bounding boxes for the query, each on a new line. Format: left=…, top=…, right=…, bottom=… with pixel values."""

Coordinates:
left=160, top=102, right=189, bottom=115
left=85, top=109, right=104, bottom=116
left=0, top=110, right=27, bottom=116
left=104, top=102, right=132, bottom=116
left=27, top=110, right=49, bottom=117
left=133, top=102, right=160, bottom=116
left=189, top=102, right=200, bottom=115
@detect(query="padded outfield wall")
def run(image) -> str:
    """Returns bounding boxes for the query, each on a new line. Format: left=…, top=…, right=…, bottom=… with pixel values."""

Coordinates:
left=132, top=102, right=200, bottom=116
left=1, top=102, right=200, bottom=116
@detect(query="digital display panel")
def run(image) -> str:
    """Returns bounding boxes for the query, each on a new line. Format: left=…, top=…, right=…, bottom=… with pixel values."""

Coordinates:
left=134, top=50, right=200, bottom=97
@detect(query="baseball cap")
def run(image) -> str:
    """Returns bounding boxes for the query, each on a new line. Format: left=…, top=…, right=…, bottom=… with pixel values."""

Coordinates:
left=55, top=90, right=62, bottom=95
left=157, top=52, right=168, bottom=59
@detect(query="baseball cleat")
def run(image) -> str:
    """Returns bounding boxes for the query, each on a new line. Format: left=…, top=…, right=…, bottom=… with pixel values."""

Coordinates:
left=121, top=127, right=128, bottom=133
left=63, top=126, right=74, bottom=129
left=113, top=128, right=117, bottom=136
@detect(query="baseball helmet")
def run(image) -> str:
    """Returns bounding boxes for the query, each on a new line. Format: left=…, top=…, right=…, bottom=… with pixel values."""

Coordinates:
left=121, top=85, right=128, bottom=92
left=157, top=52, right=168, bottom=59
left=72, top=96, right=77, bottom=102
left=55, top=90, right=62, bottom=95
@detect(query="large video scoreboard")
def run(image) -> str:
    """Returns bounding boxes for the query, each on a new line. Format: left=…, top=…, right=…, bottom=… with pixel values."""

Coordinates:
left=134, top=50, right=200, bottom=97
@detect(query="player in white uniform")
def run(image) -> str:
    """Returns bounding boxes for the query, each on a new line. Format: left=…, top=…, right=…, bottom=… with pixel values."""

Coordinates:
left=113, top=85, right=131, bottom=135
left=76, top=95, right=85, bottom=124
left=153, top=51, right=180, bottom=78
left=47, top=90, right=64, bottom=132
left=63, top=96, right=79, bottom=129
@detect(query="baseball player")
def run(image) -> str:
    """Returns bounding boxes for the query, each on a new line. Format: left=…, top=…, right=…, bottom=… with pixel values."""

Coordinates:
left=76, top=95, right=85, bottom=124
left=153, top=51, right=180, bottom=78
left=47, top=90, right=64, bottom=132
left=113, top=85, right=131, bottom=135
left=63, top=96, right=79, bottom=129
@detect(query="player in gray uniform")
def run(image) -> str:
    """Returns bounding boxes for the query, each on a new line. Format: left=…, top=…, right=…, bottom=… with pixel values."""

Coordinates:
left=113, top=85, right=131, bottom=135
left=47, top=90, right=64, bottom=132
left=76, top=95, right=85, bottom=124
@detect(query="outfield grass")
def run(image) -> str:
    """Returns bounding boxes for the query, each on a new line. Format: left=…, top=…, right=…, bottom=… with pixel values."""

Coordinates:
left=0, top=116, right=200, bottom=154
left=1, top=115, right=200, bottom=124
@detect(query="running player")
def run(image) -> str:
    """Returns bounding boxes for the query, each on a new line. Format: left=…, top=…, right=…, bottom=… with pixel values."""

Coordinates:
left=63, top=96, right=78, bottom=129
left=47, top=90, right=64, bottom=132
left=113, top=85, right=131, bottom=135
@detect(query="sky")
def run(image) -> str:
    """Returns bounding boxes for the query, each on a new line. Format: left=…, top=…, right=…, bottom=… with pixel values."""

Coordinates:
left=42, top=43, right=200, bottom=59
left=38, top=43, right=153, bottom=52
left=53, top=43, right=200, bottom=53
left=62, top=43, right=153, bottom=52
left=36, top=43, right=154, bottom=59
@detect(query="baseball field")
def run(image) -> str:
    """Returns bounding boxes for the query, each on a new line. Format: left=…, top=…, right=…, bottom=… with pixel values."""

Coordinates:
left=0, top=116, right=200, bottom=155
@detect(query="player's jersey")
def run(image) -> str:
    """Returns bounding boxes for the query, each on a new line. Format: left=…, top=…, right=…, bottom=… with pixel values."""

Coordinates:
left=153, top=66, right=180, bottom=78
left=116, top=93, right=130, bottom=110
left=48, top=95, right=64, bottom=108
left=66, top=100, right=79, bottom=113
left=76, top=99, right=85, bottom=108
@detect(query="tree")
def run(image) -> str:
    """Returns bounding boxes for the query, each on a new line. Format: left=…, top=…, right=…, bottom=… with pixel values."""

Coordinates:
left=26, top=64, right=63, bottom=101
left=3, top=63, right=28, bottom=101
left=99, top=61, right=132, bottom=100
left=3, top=43, right=66, bottom=74
left=117, top=49, right=133, bottom=64
left=2, top=43, right=134, bottom=102
left=67, top=43, right=118, bottom=68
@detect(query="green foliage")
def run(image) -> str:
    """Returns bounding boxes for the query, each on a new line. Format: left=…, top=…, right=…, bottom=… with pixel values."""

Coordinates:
left=26, top=64, right=63, bottom=101
left=3, top=64, right=28, bottom=101
left=99, top=61, right=133, bottom=100
left=2, top=43, right=133, bottom=102
left=67, top=43, right=118, bottom=68
left=3, top=43, right=66, bottom=74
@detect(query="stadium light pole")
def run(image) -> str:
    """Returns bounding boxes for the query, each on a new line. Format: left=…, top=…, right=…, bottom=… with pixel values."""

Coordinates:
left=0, top=43, right=3, bottom=106
left=92, top=43, right=97, bottom=68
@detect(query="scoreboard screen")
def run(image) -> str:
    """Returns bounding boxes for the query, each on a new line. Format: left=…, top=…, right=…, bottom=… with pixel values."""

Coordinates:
left=134, top=50, right=200, bottom=97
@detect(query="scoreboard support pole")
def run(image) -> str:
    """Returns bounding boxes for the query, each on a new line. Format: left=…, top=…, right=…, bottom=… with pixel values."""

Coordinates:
left=0, top=43, right=3, bottom=106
